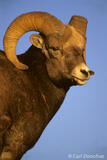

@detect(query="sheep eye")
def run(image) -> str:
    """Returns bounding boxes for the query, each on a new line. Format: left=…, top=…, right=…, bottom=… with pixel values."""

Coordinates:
left=49, top=46, right=59, bottom=51
left=48, top=46, right=62, bottom=58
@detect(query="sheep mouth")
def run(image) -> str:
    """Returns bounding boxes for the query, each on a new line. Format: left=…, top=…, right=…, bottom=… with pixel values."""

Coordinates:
left=72, top=75, right=90, bottom=85
left=72, top=75, right=90, bottom=81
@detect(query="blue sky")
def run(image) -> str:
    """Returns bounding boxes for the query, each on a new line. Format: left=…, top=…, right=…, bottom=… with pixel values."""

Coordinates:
left=0, top=0, right=107, bottom=160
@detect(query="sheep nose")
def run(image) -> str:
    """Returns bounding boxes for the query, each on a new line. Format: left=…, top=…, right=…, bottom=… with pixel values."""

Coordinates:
left=89, top=70, right=95, bottom=75
left=80, top=69, right=95, bottom=78
left=80, top=69, right=89, bottom=77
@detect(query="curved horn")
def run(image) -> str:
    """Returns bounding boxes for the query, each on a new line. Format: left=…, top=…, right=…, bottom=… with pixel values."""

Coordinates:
left=68, top=15, right=88, bottom=36
left=69, top=15, right=88, bottom=62
left=4, top=12, right=65, bottom=70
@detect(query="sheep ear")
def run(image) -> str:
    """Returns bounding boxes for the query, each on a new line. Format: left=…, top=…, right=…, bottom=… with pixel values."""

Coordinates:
left=30, top=34, right=44, bottom=49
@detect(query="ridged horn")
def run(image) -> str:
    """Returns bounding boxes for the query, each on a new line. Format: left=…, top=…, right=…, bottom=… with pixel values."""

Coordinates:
left=3, top=12, right=65, bottom=70
left=69, top=15, right=88, bottom=62
left=68, top=15, right=88, bottom=36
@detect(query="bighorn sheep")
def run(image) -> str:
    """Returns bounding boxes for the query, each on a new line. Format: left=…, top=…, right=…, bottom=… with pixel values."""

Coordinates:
left=0, top=12, right=94, bottom=160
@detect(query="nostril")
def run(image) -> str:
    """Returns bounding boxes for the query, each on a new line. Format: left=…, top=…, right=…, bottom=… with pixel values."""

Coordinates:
left=80, top=69, right=89, bottom=77
left=89, top=70, right=95, bottom=75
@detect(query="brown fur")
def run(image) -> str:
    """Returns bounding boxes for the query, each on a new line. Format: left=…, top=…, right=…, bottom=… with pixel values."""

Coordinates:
left=0, top=47, right=68, bottom=160
left=0, top=25, right=94, bottom=159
